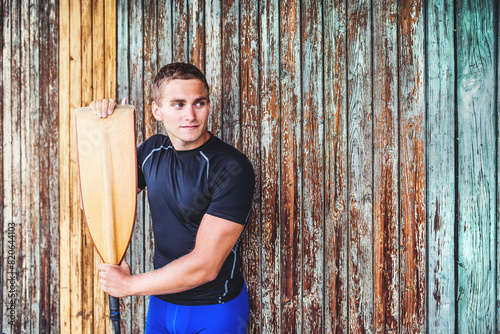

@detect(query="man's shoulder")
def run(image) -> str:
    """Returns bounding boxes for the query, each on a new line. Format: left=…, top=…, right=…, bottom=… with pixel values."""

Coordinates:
left=203, top=136, right=254, bottom=175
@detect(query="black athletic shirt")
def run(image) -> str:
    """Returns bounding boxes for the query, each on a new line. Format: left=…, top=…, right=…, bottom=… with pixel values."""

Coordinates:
left=137, top=133, right=255, bottom=305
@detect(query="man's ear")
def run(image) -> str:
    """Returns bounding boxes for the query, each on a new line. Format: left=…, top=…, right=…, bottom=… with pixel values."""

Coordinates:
left=152, top=101, right=162, bottom=121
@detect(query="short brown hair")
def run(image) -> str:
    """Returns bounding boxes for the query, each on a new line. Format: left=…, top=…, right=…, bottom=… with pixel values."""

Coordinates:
left=153, top=62, right=210, bottom=106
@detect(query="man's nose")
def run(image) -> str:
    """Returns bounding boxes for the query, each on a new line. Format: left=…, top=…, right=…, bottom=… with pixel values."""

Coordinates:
left=184, top=105, right=196, bottom=120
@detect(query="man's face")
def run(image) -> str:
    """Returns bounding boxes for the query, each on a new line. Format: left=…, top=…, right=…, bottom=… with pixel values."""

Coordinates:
left=152, top=79, right=211, bottom=150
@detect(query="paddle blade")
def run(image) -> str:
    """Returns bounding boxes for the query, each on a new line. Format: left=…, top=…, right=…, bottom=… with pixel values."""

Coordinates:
left=75, top=105, right=137, bottom=265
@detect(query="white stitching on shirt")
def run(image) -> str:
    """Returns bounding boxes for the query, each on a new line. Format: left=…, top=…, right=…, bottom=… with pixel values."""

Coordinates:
left=141, top=145, right=172, bottom=170
left=199, top=151, right=210, bottom=179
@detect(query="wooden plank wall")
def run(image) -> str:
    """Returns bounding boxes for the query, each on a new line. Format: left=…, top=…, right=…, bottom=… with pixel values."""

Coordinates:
left=59, top=0, right=116, bottom=333
left=0, top=0, right=499, bottom=333
left=1, top=0, right=60, bottom=333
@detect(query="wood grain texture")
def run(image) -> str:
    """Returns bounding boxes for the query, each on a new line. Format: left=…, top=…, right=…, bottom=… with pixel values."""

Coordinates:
left=129, top=1, right=147, bottom=332
left=205, top=0, right=222, bottom=136
left=188, top=0, right=205, bottom=70
left=258, top=0, right=280, bottom=332
left=59, top=0, right=71, bottom=332
left=279, top=0, right=302, bottom=332
left=3, top=1, right=500, bottom=333
left=116, top=2, right=133, bottom=332
left=399, top=0, right=426, bottom=331
left=301, top=0, right=324, bottom=332
left=81, top=1, right=95, bottom=333
left=28, top=0, right=41, bottom=331
left=91, top=1, right=108, bottom=331
left=347, top=0, right=373, bottom=332
left=69, top=1, right=84, bottom=332
left=372, top=0, right=399, bottom=332
left=457, top=0, right=496, bottom=331
left=222, top=0, right=241, bottom=148
left=20, top=0, right=31, bottom=330
left=173, top=0, right=188, bottom=62
left=426, top=0, right=456, bottom=332
left=323, top=0, right=349, bottom=332
left=240, top=0, right=261, bottom=333
left=0, top=2, right=8, bottom=328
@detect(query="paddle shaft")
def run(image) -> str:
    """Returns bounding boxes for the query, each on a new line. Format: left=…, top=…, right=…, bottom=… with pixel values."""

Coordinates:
left=109, top=295, right=121, bottom=334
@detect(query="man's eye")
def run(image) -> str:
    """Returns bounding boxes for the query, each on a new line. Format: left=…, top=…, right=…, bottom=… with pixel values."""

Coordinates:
left=195, top=102, right=205, bottom=107
left=173, top=103, right=184, bottom=108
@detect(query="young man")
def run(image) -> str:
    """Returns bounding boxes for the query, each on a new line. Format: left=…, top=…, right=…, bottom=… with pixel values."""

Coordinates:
left=92, top=63, right=255, bottom=334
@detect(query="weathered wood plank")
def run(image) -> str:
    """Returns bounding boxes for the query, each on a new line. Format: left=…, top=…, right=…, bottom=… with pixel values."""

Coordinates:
left=257, top=0, right=280, bottom=332
left=69, top=0, right=84, bottom=332
left=426, top=0, right=456, bottom=332
left=48, top=1, right=60, bottom=331
left=81, top=1, right=95, bottom=333
left=129, top=1, right=147, bottom=332
left=59, top=0, right=71, bottom=332
left=20, top=0, right=31, bottom=330
left=457, top=0, right=496, bottom=331
left=104, top=0, right=116, bottom=99
left=347, top=0, right=373, bottom=331
left=399, top=0, right=426, bottom=331
left=0, top=0, right=5, bottom=325
left=221, top=0, right=240, bottom=148
left=157, top=0, right=172, bottom=67
left=156, top=0, right=172, bottom=136
left=301, top=0, right=324, bottom=332
left=240, top=0, right=261, bottom=332
left=323, top=0, right=349, bottom=332
left=144, top=0, right=158, bottom=139
left=116, top=1, right=133, bottom=332
left=173, top=0, right=188, bottom=62
left=205, top=0, right=222, bottom=136
left=279, top=0, right=302, bottom=332
left=188, top=0, right=204, bottom=70
left=91, top=1, right=108, bottom=332
left=142, top=0, right=156, bottom=324
left=497, top=2, right=500, bottom=329
left=372, top=0, right=399, bottom=332
left=29, top=0, right=41, bottom=331
left=39, top=0, right=59, bottom=331
left=1, top=0, right=16, bottom=331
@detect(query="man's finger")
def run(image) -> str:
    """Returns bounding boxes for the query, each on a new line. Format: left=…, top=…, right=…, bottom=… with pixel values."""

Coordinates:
left=108, top=98, right=116, bottom=115
left=90, top=101, right=97, bottom=114
left=101, top=99, right=109, bottom=118
left=96, top=100, right=103, bottom=118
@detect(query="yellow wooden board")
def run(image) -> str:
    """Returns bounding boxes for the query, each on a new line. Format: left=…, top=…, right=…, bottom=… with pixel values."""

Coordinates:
left=75, top=105, right=137, bottom=265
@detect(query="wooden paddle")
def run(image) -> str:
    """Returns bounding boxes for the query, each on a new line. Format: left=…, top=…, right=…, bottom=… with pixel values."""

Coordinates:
left=75, top=105, right=137, bottom=334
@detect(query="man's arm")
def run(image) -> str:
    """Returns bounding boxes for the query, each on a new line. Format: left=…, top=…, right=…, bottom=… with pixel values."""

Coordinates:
left=97, top=213, right=244, bottom=298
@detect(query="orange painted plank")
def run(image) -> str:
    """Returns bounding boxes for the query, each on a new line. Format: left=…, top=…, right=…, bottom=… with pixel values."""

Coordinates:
left=301, top=0, right=324, bottom=332
left=240, top=0, right=261, bottom=332
left=399, top=0, right=426, bottom=332
left=280, top=0, right=302, bottom=332
left=373, top=0, right=399, bottom=332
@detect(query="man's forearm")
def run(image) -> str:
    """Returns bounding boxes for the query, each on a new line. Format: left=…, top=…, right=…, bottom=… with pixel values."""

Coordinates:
left=128, top=251, right=219, bottom=296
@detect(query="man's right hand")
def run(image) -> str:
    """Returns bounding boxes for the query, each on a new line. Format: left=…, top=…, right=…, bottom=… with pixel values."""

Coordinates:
left=90, top=97, right=127, bottom=118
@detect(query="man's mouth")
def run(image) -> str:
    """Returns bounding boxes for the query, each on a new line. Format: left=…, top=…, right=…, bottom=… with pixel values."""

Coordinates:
left=181, top=125, right=199, bottom=129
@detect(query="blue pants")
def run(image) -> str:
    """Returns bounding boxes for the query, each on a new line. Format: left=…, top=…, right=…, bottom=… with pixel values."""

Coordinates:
left=145, top=285, right=249, bottom=334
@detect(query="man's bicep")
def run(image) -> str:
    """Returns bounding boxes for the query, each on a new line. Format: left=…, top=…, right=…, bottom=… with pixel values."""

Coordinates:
left=193, top=214, right=244, bottom=272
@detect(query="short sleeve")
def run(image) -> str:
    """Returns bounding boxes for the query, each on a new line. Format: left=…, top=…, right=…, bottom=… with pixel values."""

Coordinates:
left=205, top=155, right=255, bottom=225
